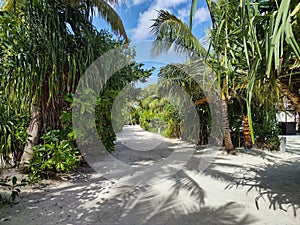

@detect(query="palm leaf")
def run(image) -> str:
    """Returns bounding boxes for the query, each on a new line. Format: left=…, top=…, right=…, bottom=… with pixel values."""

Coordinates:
left=92, top=0, right=128, bottom=42
left=189, top=0, right=197, bottom=31
left=151, top=10, right=207, bottom=58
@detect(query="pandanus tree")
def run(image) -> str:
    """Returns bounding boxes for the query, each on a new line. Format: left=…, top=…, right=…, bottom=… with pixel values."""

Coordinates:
left=206, top=0, right=300, bottom=143
left=248, top=0, right=300, bottom=121
left=0, top=0, right=128, bottom=165
left=215, top=0, right=300, bottom=142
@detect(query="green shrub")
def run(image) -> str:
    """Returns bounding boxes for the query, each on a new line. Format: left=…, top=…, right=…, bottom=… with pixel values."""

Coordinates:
left=95, top=93, right=117, bottom=152
left=253, top=107, right=280, bottom=150
left=27, top=129, right=79, bottom=182
left=26, top=94, right=82, bottom=181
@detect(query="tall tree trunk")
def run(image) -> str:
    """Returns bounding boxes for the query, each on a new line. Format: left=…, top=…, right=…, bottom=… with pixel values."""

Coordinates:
left=19, top=78, right=66, bottom=169
left=276, top=80, right=300, bottom=113
left=221, top=99, right=234, bottom=153
left=19, top=106, right=41, bottom=169
left=39, top=77, right=65, bottom=132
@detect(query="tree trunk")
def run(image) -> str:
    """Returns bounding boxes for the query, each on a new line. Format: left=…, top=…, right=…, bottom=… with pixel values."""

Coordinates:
left=276, top=80, right=300, bottom=113
left=39, top=77, right=65, bottom=132
left=19, top=106, right=41, bottom=169
left=19, top=77, right=67, bottom=169
left=221, top=99, right=234, bottom=153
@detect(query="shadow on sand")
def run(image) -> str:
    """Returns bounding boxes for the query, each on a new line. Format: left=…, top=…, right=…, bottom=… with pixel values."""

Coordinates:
left=226, top=159, right=300, bottom=217
left=0, top=165, right=258, bottom=225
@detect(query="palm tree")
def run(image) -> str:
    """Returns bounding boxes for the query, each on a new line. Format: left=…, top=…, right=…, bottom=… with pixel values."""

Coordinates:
left=157, top=62, right=215, bottom=145
left=230, top=0, right=300, bottom=141
left=1, top=0, right=127, bottom=39
left=151, top=8, right=235, bottom=152
left=1, top=0, right=128, bottom=165
left=207, top=0, right=300, bottom=140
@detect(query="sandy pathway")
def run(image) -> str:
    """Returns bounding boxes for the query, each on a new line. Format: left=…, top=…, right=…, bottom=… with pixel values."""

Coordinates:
left=0, top=125, right=300, bottom=225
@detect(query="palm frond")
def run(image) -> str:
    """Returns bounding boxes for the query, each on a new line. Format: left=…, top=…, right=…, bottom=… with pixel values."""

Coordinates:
left=93, top=0, right=128, bottom=42
left=151, top=10, right=207, bottom=59
left=61, top=0, right=128, bottom=41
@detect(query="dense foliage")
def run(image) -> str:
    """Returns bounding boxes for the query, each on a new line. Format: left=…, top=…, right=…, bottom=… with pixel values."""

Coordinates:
left=151, top=0, right=300, bottom=151
left=137, top=84, right=182, bottom=138
left=96, top=65, right=153, bottom=152
left=0, top=93, right=29, bottom=166
left=0, top=0, right=151, bottom=178
left=1, top=0, right=300, bottom=182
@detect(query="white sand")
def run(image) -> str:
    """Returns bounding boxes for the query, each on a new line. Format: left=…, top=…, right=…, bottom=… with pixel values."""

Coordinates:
left=0, top=125, right=299, bottom=225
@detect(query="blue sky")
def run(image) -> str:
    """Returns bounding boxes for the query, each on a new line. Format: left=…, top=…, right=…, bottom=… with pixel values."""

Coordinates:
left=129, top=41, right=189, bottom=88
left=93, top=0, right=212, bottom=88
left=0, top=0, right=211, bottom=87
left=93, top=0, right=212, bottom=41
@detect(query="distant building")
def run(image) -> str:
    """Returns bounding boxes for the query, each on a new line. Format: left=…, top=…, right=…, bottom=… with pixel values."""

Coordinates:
left=277, top=97, right=299, bottom=134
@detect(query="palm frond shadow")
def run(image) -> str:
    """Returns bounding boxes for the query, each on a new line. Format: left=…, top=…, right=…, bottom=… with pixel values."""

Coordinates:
left=226, top=160, right=300, bottom=217
left=0, top=160, right=258, bottom=224
left=235, top=148, right=283, bottom=162
left=186, top=150, right=242, bottom=183
left=116, top=169, right=256, bottom=225
left=0, top=174, right=121, bottom=224
left=285, top=141, right=300, bottom=156
left=118, top=169, right=205, bottom=223
left=149, top=201, right=258, bottom=225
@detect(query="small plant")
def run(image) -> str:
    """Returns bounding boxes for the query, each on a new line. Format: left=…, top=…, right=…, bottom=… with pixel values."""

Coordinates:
left=0, top=176, right=27, bottom=203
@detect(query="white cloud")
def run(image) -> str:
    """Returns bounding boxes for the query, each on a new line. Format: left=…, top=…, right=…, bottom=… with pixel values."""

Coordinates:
left=131, top=0, right=189, bottom=41
left=177, top=6, right=210, bottom=26
left=194, top=7, right=210, bottom=25
left=131, top=9, right=159, bottom=41
left=132, top=0, right=148, bottom=6
left=177, top=7, right=190, bottom=21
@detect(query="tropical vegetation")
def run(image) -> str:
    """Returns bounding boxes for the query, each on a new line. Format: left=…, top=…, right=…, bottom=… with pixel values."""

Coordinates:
left=0, top=0, right=299, bottom=184
left=151, top=0, right=300, bottom=152
left=0, top=0, right=151, bottom=178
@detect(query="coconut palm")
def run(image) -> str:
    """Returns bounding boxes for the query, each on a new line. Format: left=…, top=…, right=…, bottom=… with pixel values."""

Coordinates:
left=157, top=62, right=215, bottom=144
left=151, top=7, right=235, bottom=152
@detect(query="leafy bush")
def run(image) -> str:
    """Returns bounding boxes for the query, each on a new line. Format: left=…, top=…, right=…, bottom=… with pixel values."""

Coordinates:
left=27, top=129, right=79, bottom=181
left=95, top=65, right=153, bottom=152
left=228, top=97, right=280, bottom=150
left=26, top=103, right=79, bottom=182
